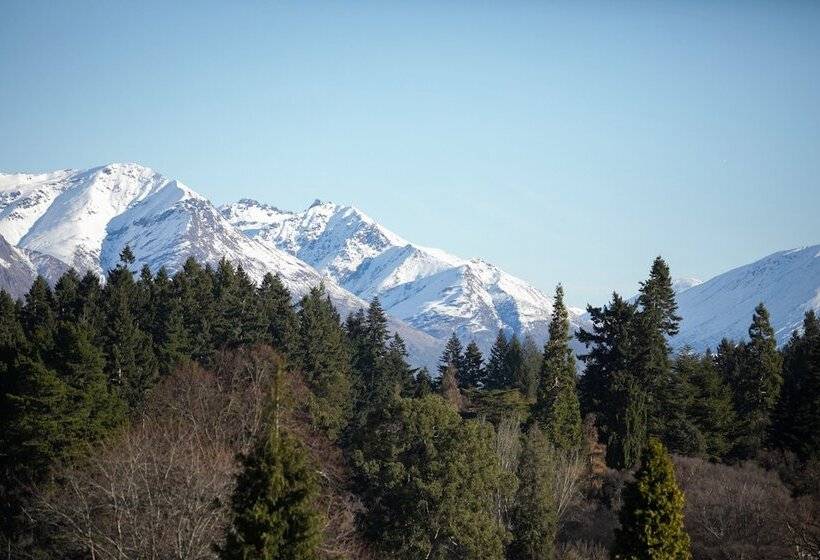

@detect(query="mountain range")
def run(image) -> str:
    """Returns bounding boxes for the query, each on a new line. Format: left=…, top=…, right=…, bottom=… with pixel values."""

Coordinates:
left=0, top=163, right=817, bottom=365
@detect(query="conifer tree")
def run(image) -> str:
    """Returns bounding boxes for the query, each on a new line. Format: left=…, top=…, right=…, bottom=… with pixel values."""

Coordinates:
left=773, top=310, right=820, bottom=458
left=52, top=269, right=81, bottom=323
left=259, top=273, right=298, bottom=357
left=461, top=341, right=485, bottom=390
left=732, top=303, right=783, bottom=458
left=520, top=334, right=542, bottom=399
left=660, top=351, right=701, bottom=455
left=533, top=284, right=583, bottom=451
left=634, top=257, right=681, bottom=439
left=683, top=351, right=735, bottom=458
left=221, top=366, right=321, bottom=560
left=484, top=330, right=510, bottom=390
left=175, top=257, right=216, bottom=364
left=21, top=276, right=56, bottom=356
left=612, top=438, right=692, bottom=560
left=506, top=335, right=527, bottom=394
left=438, top=332, right=465, bottom=378
left=607, top=373, right=649, bottom=470
left=509, top=425, right=558, bottom=560
left=296, top=285, right=351, bottom=437
left=414, top=368, right=434, bottom=398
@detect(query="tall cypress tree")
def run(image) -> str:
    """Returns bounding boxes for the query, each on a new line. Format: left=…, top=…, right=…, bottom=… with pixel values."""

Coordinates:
left=533, top=284, right=583, bottom=451
left=509, top=425, right=558, bottom=560
left=461, top=341, right=485, bottom=390
left=612, top=438, right=692, bottom=560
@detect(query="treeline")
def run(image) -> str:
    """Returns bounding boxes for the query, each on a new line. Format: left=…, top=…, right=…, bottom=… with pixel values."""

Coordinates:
left=0, top=249, right=818, bottom=559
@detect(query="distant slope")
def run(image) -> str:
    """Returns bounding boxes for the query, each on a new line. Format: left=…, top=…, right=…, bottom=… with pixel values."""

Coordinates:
left=223, top=199, right=586, bottom=353
left=0, top=233, right=68, bottom=299
left=673, top=245, right=820, bottom=351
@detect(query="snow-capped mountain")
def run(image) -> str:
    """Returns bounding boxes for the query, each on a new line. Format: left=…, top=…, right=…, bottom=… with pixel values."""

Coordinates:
left=0, top=164, right=442, bottom=366
left=672, top=245, right=820, bottom=351
left=222, top=199, right=586, bottom=352
left=0, top=233, right=68, bottom=299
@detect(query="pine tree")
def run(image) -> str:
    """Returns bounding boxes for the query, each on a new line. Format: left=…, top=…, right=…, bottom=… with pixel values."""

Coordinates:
left=175, top=257, right=216, bottom=364
left=414, top=368, right=434, bottom=398
left=438, top=332, right=465, bottom=378
left=21, top=276, right=56, bottom=356
left=773, top=311, right=820, bottom=459
left=684, top=351, right=735, bottom=458
left=259, top=273, right=298, bottom=357
left=732, top=303, right=783, bottom=458
left=612, top=438, right=692, bottom=560
left=607, top=373, right=649, bottom=470
left=533, top=285, right=583, bottom=451
left=484, top=330, right=510, bottom=390
left=461, top=341, right=485, bottom=390
left=53, top=269, right=82, bottom=323
left=660, top=350, right=701, bottom=455
left=507, top=335, right=527, bottom=394
left=520, top=334, right=542, bottom=399
left=296, top=285, right=351, bottom=437
left=221, top=370, right=321, bottom=560
left=634, top=257, right=681, bottom=440
left=509, top=425, right=558, bottom=560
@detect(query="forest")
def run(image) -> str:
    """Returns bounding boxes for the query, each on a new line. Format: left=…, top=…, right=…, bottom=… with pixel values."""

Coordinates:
left=1, top=248, right=818, bottom=559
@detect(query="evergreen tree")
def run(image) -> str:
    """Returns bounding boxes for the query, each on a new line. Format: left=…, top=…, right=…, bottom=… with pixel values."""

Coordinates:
left=577, top=293, right=641, bottom=465
left=683, top=351, right=735, bottom=458
left=732, top=303, right=783, bottom=458
left=21, top=276, right=56, bottom=356
left=438, top=332, right=465, bottom=378
left=212, top=260, right=266, bottom=348
left=634, top=257, right=681, bottom=440
left=484, top=330, right=510, bottom=390
left=774, top=310, right=820, bottom=459
left=612, top=438, right=692, bottom=560
left=175, top=257, right=216, bottom=364
left=506, top=335, right=527, bottom=395
left=461, top=341, right=485, bottom=390
left=509, top=426, right=558, bottom=560
left=52, top=269, right=82, bottom=323
left=221, top=375, right=321, bottom=560
left=533, top=285, right=583, bottom=451
left=151, top=267, right=189, bottom=372
left=354, top=396, right=508, bottom=559
left=520, top=334, right=542, bottom=399
left=606, top=373, right=649, bottom=470
left=259, top=273, right=298, bottom=357
left=660, top=350, right=701, bottom=455
left=414, top=368, right=434, bottom=398
left=296, top=285, right=351, bottom=437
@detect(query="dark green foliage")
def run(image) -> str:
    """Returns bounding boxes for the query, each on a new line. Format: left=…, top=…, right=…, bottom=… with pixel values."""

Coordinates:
left=612, top=438, right=692, bottom=560
left=21, top=276, right=57, bottom=355
left=296, top=285, right=351, bottom=437
left=680, top=350, right=735, bottom=458
left=520, top=334, right=542, bottom=399
left=509, top=425, right=558, bottom=560
left=413, top=367, right=433, bottom=398
left=212, top=260, right=267, bottom=349
left=533, top=284, right=582, bottom=451
left=461, top=341, right=485, bottom=390
left=773, top=310, right=820, bottom=459
left=577, top=293, right=644, bottom=467
left=606, top=373, right=649, bottom=470
left=259, top=273, right=298, bottom=356
left=221, top=410, right=320, bottom=560
left=507, top=335, right=527, bottom=394
left=484, top=330, right=511, bottom=390
left=731, top=304, right=783, bottom=458
left=633, top=257, right=681, bottom=440
left=354, top=395, right=508, bottom=559
left=657, top=351, right=700, bottom=456
left=438, top=332, right=465, bottom=378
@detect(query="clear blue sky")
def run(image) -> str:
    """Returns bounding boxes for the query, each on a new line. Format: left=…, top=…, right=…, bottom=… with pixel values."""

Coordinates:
left=1, top=1, right=818, bottom=307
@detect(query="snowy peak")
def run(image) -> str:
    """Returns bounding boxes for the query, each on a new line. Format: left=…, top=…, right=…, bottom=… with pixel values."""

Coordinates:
left=223, top=198, right=407, bottom=282
left=674, top=245, right=820, bottom=351
left=0, top=163, right=180, bottom=272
